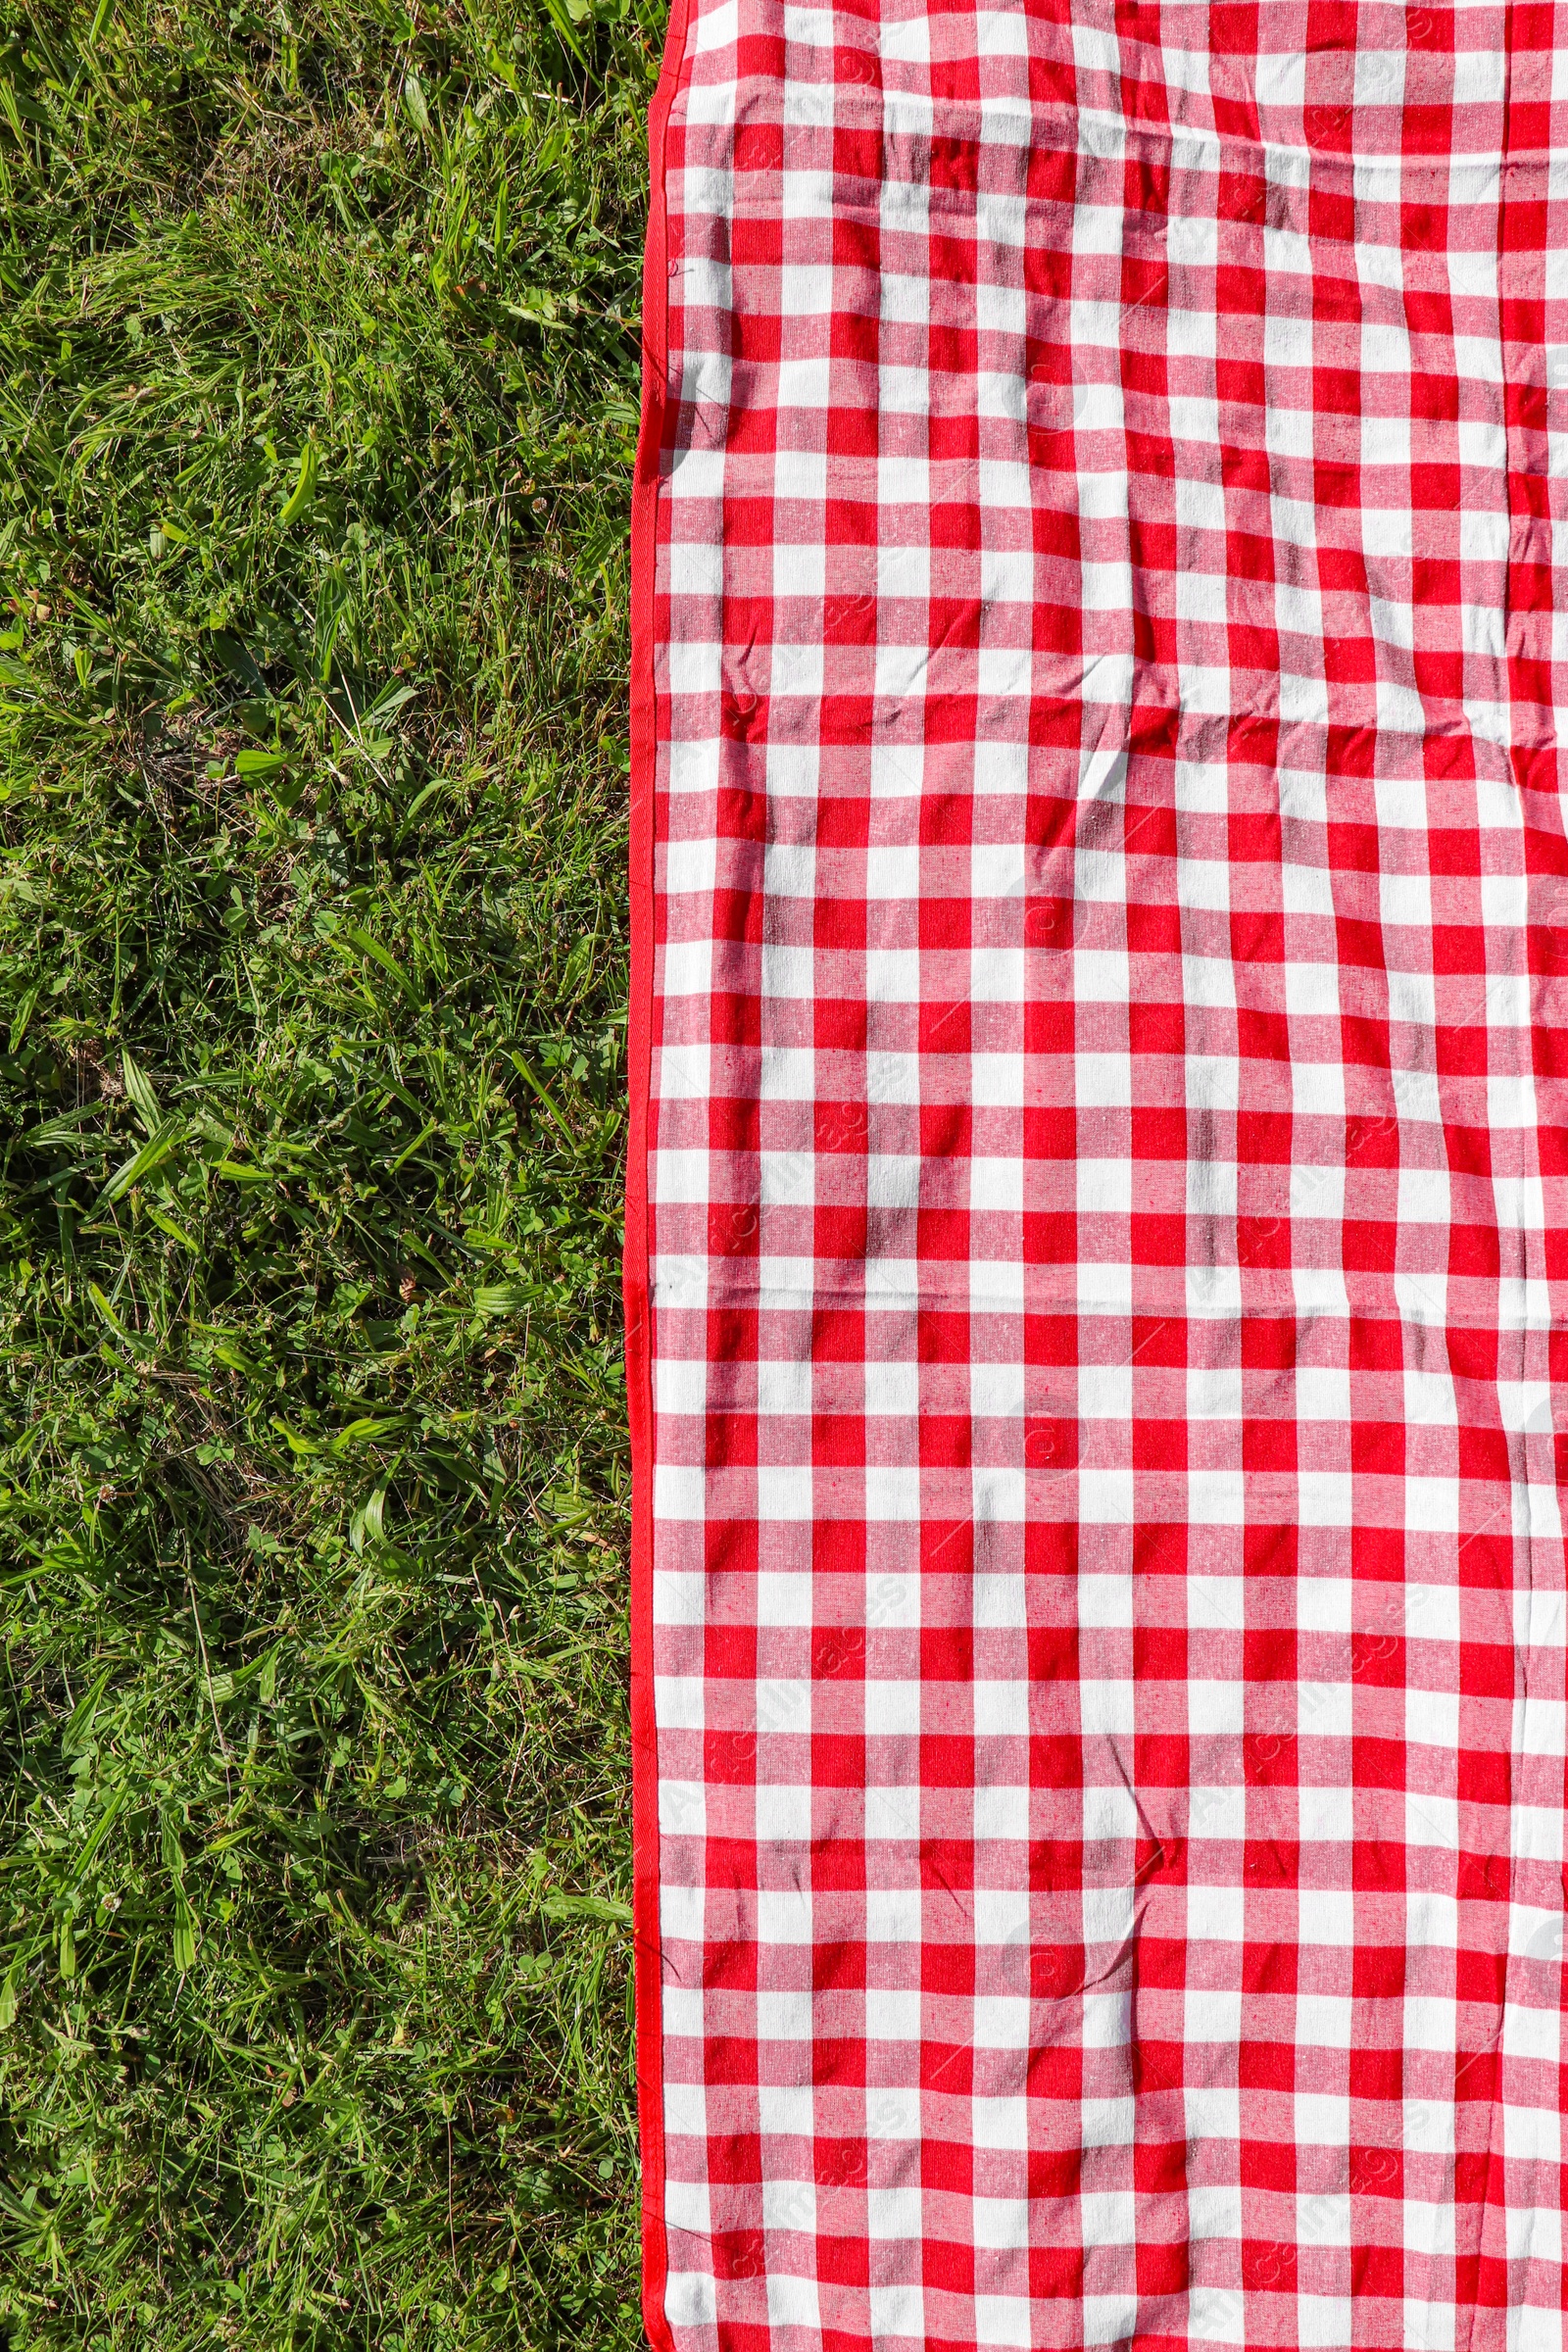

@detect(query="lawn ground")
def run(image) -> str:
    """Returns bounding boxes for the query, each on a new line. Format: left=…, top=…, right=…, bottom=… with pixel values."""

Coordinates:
left=0, top=5, right=654, bottom=2344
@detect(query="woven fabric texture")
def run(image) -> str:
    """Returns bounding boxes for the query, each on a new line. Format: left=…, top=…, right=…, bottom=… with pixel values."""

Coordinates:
left=630, top=8, right=1568, bottom=2347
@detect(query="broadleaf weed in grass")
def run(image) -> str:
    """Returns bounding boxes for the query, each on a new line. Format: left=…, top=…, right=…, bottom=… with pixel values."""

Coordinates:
left=0, top=2, right=656, bottom=2344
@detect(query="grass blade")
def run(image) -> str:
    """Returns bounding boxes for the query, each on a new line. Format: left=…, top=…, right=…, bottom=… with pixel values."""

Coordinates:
left=279, top=438, right=318, bottom=523
left=99, top=1114, right=184, bottom=1202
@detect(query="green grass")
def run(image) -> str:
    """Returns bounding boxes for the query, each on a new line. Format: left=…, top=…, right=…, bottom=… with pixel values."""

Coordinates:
left=0, top=5, right=657, bottom=2344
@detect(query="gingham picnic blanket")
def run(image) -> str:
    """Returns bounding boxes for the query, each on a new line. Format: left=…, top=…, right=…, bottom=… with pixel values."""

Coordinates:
left=624, top=9, right=1568, bottom=2349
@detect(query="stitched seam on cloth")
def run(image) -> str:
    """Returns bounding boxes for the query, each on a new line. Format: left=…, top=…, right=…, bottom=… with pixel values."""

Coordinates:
left=629, top=2, right=695, bottom=2343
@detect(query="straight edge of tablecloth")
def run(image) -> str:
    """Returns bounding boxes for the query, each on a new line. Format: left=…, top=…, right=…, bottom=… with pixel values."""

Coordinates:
left=628, top=4, right=691, bottom=2347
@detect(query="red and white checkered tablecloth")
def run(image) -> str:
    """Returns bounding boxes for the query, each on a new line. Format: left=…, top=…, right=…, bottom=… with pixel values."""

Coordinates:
left=624, top=8, right=1568, bottom=2347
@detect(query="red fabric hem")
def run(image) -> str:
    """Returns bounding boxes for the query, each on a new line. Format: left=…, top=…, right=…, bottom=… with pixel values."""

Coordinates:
left=629, top=5, right=690, bottom=2346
